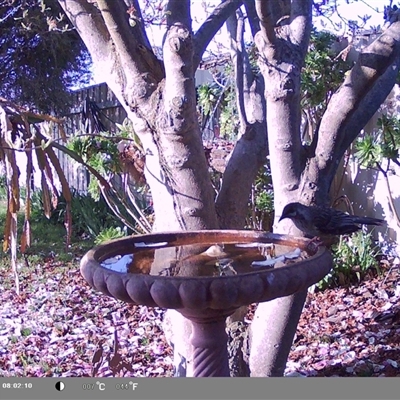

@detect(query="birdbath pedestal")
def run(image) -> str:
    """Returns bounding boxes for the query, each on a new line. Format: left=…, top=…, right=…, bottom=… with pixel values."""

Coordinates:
left=80, top=230, right=332, bottom=377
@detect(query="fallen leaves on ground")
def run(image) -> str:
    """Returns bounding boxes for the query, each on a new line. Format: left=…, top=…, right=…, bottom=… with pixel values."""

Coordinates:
left=0, top=258, right=173, bottom=377
left=0, top=255, right=399, bottom=377
left=282, top=261, right=400, bottom=377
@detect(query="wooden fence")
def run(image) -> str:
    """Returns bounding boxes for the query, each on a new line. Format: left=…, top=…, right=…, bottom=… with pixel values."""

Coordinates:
left=55, top=82, right=127, bottom=192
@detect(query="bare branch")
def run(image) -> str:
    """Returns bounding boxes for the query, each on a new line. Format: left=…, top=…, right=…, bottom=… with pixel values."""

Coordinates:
left=314, top=21, right=400, bottom=191
left=166, top=0, right=191, bottom=27
left=193, top=0, right=242, bottom=69
left=255, top=0, right=276, bottom=44
left=227, top=10, right=248, bottom=129
left=243, top=0, right=260, bottom=38
left=290, top=0, right=312, bottom=55
left=96, top=0, right=163, bottom=80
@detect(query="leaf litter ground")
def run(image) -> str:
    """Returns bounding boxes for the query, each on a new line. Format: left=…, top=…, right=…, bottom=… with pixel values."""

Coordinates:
left=0, top=255, right=399, bottom=377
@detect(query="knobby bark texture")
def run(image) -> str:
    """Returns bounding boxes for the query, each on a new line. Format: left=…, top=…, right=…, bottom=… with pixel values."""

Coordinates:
left=215, top=8, right=267, bottom=229
left=59, top=0, right=243, bottom=232
left=59, top=0, right=400, bottom=378
left=59, top=0, right=248, bottom=377
left=305, top=21, right=400, bottom=204
left=251, top=0, right=400, bottom=377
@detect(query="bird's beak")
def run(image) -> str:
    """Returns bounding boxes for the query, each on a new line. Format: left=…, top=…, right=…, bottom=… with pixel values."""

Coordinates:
left=279, top=214, right=285, bottom=222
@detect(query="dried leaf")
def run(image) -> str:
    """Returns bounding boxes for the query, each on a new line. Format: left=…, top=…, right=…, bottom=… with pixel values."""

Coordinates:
left=58, top=123, right=67, bottom=142
left=2, top=207, right=11, bottom=252
left=43, top=142, right=73, bottom=246
left=20, top=220, right=31, bottom=253
left=34, top=145, right=54, bottom=218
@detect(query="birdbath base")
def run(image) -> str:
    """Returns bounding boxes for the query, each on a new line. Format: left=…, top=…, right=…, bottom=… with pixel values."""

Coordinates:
left=188, top=316, right=231, bottom=377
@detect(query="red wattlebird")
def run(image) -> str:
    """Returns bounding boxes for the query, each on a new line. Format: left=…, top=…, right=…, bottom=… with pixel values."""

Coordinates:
left=279, top=202, right=385, bottom=239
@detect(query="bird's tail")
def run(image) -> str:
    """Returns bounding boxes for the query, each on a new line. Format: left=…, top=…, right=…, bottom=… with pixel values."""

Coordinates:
left=352, top=216, right=385, bottom=226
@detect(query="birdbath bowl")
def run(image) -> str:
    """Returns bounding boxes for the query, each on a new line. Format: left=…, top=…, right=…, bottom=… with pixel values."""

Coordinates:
left=80, top=230, right=332, bottom=377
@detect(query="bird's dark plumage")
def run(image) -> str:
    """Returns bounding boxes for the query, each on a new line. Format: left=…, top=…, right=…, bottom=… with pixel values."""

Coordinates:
left=279, top=202, right=385, bottom=238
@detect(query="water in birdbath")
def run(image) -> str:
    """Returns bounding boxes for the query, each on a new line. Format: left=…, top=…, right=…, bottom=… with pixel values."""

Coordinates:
left=100, top=241, right=308, bottom=277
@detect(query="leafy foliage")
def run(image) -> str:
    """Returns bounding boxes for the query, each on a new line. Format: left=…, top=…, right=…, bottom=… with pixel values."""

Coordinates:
left=67, top=133, right=122, bottom=200
left=65, top=115, right=152, bottom=234
left=31, top=189, right=125, bottom=239
left=0, top=0, right=91, bottom=113
left=355, top=114, right=400, bottom=168
left=197, top=69, right=239, bottom=140
left=197, top=83, right=220, bottom=117
left=0, top=174, right=6, bottom=200
left=355, top=114, right=400, bottom=227
left=301, top=30, right=353, bottom=129
left=317, top=231, right=381, bottom=290
left=218, top=89, right=239, bottom=139
left=1, top=100, right=75, bottom=294
left=246, top=164, right=274, bottom=231
left=94, top=226, right=126, bottom=245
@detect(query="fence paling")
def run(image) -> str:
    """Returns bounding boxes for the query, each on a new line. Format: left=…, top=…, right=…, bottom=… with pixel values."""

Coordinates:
left=53, top=82, right=127, bottom=193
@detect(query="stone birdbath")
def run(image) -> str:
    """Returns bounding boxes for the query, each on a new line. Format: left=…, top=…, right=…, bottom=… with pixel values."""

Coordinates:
left=80, top=230, right=332, bottom=377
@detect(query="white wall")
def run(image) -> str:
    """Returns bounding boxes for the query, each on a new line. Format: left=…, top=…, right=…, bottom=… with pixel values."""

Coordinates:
left=332, top=84, right=400, bottom=254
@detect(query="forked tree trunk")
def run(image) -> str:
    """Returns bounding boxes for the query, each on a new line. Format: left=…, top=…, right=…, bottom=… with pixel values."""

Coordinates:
left=249, top=0, right=400, bottom=376
left=59, top=0, right=400, bottom=377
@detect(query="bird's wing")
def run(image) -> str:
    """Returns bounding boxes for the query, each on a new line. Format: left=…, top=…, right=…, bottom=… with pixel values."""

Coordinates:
left=314, top=208, right=360, bottom=235
left=351, top=216, right=384, bottom=226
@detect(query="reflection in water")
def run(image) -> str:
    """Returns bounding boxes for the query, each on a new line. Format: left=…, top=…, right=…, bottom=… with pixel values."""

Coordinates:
left=101, top=254, right=133, bottom=272
left=100, top=242, right=307, bottom=277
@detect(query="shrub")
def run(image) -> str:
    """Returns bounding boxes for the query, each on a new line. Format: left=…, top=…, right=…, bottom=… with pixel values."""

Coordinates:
left=31, top=189, right=125, bottom=238
left=316, top=230, right=381, bottom=290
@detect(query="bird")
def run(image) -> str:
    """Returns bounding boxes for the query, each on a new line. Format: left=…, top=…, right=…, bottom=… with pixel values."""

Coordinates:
left=279, top=202, right=385, bottom=239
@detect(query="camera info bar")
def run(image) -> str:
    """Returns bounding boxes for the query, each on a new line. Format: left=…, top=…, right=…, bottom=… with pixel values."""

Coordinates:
left=0, top=377, right=399, bottom=400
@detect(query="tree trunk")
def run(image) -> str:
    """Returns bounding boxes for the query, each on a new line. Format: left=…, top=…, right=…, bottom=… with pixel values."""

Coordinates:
left=58, top=0, right=400, bottom=378
left=249, top=291, right=307, bottom=376
left=251, top=1, right=400, bottom=376
left=248, top=0, right=312, bottom=377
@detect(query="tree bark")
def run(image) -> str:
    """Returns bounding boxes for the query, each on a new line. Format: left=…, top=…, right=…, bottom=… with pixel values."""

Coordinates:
left=302, top=21, right=400, bottom=204
left=250, top=0, right=314, bottom=377
left=249, top=291, right=307, bottom=376
left=215, top=10, right=267, bottom=229
left=251, top=0, right=400, bottom=377
left=58, top=0, right=400, bottom=378
left=59, top=0, right=240, bottom=231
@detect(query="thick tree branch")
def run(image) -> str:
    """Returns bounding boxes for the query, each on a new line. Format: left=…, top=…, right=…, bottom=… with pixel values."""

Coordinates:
left=255, top=0, right=276, bottom=44
left=216, top=10, right=267, bottom=229
left=216, top=122, right=267, bottom=229
left=340, top=65, right=400, bottom=154
left=163, top=0, right=194, bottom=108
left=96, top=0, right=163, bottom=81
left=307, top=62, right=400, bottom=201
left=124, top=0, right=152, bottom=50
left=58, top=0, right=111, bottom=63
left=270, top=0, right=290, bottom=23
left=255, top=0, right=310, bottom=216
left=243, top=0, right=260, bottom=38
left=149, top=1, right=219, bottom=232
left=315, top=21, right=400, bottom=184
left=227, top=10, right=248, bottom=129
left=59, top=0, right=163, bottom=113
left=193, top=0, right=242, bottom=69
left=166, top=0, right=191, bottom=27
left=290, top=0, right=312, bottom=55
